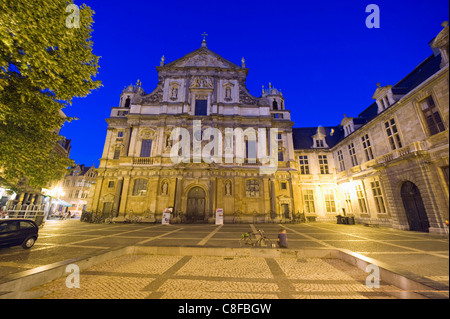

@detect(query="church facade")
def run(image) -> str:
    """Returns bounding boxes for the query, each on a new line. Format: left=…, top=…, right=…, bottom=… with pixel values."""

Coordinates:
left=88, top=24, right=449, bottom=234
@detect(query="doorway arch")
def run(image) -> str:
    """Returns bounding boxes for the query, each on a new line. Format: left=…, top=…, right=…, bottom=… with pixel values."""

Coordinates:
left=186, top=187, right=206, bottom=223
left=401, top=181, right=429, bottom=232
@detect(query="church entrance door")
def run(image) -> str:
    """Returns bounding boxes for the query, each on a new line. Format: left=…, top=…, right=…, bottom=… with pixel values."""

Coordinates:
left=401, top=181, right=429, bottom=232
left=186, top=187, right=206, bottom=223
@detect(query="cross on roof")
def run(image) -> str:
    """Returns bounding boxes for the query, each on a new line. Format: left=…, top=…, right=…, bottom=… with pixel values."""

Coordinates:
left=201, top=32, right=208, bottom=41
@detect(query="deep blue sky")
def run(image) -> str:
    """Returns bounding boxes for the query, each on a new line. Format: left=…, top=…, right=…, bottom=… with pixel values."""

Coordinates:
left=60, top=0, right=449, bottom=168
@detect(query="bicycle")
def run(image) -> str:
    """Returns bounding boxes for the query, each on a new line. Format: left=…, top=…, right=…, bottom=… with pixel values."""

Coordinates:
left=252, top=229, right=273, bottom=247
left=239, top=229, right=273, bottom=247
left=239, top=231, right=257, bottom=246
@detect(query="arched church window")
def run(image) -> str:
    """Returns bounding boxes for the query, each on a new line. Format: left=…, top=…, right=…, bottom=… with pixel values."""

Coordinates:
left=132, top=179, right=148, bottom=196
left=124, top=96, right=131, bottom=108
left=272, top=100, right=278, bottom=110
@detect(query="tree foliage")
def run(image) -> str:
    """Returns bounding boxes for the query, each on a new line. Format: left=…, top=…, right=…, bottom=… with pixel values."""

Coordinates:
left=0, top=0, right=101, bottom=192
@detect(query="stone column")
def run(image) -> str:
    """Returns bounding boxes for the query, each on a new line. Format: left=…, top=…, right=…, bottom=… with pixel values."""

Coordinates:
left=118, top=176, right=131, bottom=217
left=174, top=177, right=182, bottom=215
left=270, top=179, right=276, bottom=219
left=210, top=177, right=216, bottom=219
left=112, top=178, right=123, bottom=216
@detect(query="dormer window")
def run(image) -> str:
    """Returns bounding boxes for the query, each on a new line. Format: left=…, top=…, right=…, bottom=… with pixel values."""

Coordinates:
left=315, top=139, right=324, bottom=148
left=312, top=126, right=329, bottom=148
left=373, top=84, right=396, bottom=114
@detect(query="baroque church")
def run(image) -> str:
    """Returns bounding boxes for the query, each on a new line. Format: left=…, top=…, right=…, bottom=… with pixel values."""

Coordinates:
left=87, top=24, right=449, bottom=234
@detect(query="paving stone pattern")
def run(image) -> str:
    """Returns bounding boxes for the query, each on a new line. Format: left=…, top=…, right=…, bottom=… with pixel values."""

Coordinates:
left=0, top=220, right=448, bottom=299
left=32, top=255, right=399, bottom=299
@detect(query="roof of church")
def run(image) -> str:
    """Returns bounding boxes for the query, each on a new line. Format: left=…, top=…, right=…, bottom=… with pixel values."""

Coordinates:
left=160, top=46, right=242, bottom=70
left=292, top=52, right=443, bottom=150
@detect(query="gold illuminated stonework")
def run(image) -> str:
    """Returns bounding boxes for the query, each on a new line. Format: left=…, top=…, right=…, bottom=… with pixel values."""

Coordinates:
left=88, top=25, right=449, bottom=234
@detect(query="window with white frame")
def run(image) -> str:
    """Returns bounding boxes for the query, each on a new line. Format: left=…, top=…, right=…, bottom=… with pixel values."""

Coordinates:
left=315, top=139, right=325, bottom=148
left=298, top=155, right=310, bottom=174
left=318, top=155, right=329, bottom=174
left=337, top=150, right=345, bottom=171
left=348, top=143, right=358, bottom=166
left=384, top=118, right=402, bottom=150
left=303, top=189, right=315, bottom=213
left=355, top=184, right=368, bottom=214
left=370, top=180, right=386, bottom=214
left=344, top=192, right=352, bottom=214
left=324, top=189, right=336, bottom=213
left=361, top=134, right=374, bottom=161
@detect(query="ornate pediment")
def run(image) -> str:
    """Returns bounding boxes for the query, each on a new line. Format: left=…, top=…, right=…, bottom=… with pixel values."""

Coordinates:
left=239, top=88, right=260, bottom=105
left=165, top=48, right=239, bottom=69
left=141, top=86, right=163, bottom=104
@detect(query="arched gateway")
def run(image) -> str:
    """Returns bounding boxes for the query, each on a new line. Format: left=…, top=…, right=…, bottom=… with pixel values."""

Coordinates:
left=401, top=181, right=430, bottom=232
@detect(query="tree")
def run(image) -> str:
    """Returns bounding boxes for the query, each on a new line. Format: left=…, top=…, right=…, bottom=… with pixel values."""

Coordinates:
left=0, top=0, right=101, bottom=192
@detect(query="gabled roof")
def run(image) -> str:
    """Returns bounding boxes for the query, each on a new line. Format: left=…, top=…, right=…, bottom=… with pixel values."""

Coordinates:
left=161, top=46, right=241, bottom=69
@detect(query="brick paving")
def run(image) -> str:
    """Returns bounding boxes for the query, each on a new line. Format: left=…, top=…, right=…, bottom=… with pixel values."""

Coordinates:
left=0, top=219, right=448, bottom=299
left=31, top=255, right=399, bottom=299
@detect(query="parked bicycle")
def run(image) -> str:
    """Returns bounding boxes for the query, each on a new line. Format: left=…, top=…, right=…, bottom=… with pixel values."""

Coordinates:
left=239, top=231, right=257, bottom=246
left=239, top=229, right=273, bottom=247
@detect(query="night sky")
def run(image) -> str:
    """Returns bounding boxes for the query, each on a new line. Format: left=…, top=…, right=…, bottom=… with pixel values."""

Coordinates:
left=59, top=0, right=449, bottom=168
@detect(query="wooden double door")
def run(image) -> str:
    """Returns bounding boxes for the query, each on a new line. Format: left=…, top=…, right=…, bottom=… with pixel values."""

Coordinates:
left=186, top=187, right=206, bottom=223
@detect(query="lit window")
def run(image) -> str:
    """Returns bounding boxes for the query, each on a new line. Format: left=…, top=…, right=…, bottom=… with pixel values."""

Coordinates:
left=371, top=180, right=386, bottom=214
left=298, top=155, right=310, bottom=174
left=344, top=192, right=352, bottom=214
left=356, top=184, right=368, bottom=214
left=303, top=190, right=315, bottom=213
left=318, top=155, right=329, bottom=174
left=324, top=189, right=336, bottom=213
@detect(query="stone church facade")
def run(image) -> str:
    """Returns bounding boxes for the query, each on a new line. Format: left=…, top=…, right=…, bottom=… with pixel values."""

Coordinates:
left=88, top=24, right=449, bottom=234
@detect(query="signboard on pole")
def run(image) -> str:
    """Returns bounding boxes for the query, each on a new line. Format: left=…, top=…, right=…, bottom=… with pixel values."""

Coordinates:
left=215, top=208, right=224, bottom=225
left=162, top=208, right=172, bottom=225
